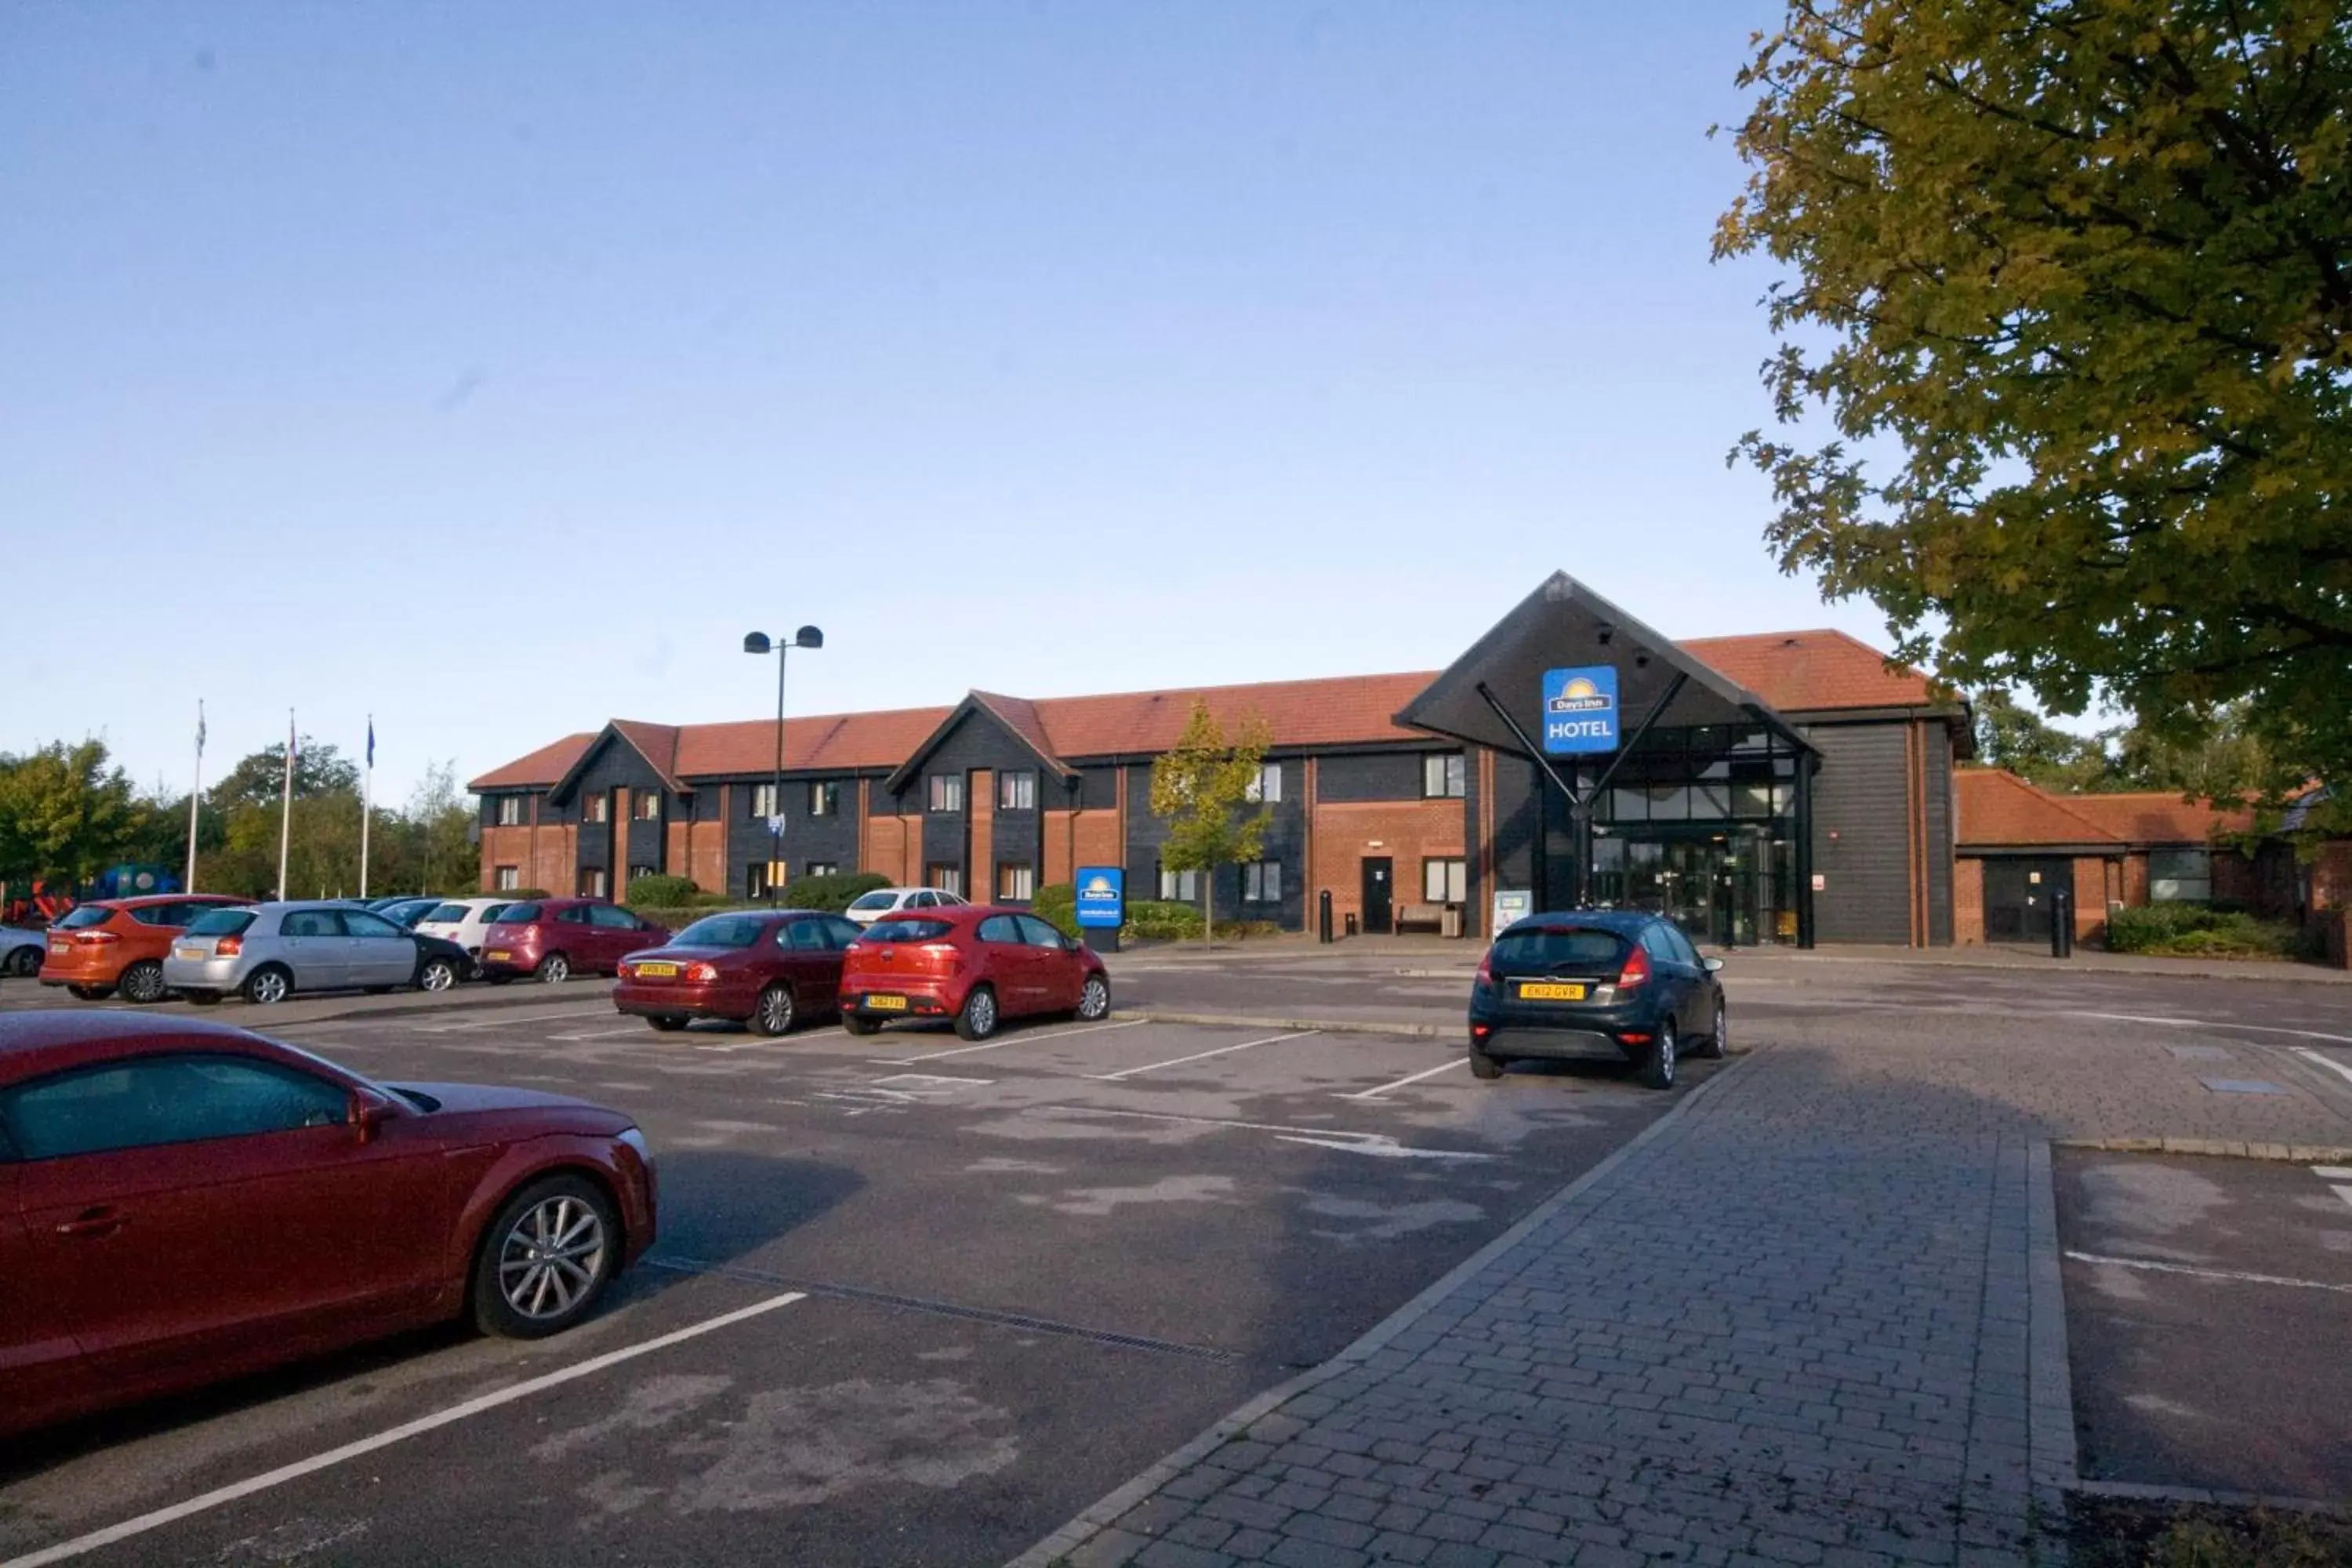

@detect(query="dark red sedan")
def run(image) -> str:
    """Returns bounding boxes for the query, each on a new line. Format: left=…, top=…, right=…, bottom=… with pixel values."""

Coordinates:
left=477, top=898, right=672, bottom=984
left=612, top=909, right=864, bottom=1034
left=841, top=906, right=1109, bottom=1040
left=0, top=1012, right=657, bottom=1441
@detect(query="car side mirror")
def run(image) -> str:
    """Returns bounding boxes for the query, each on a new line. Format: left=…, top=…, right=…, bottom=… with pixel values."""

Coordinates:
left=1703, top=957, right=1725, bottom=972
left=350, top=1091, right=397, bottom=1144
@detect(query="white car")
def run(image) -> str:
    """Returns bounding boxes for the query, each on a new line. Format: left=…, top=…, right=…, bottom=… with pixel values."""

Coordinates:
left=0, top=924, right=45, bottom=978
left=842, top=887, right=969, bottom=926
left=413, top=897, right=518, bottom=971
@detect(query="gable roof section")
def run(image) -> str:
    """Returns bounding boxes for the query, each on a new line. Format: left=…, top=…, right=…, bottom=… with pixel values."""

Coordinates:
left=469, top=733, right=596, bottom=792
left=671, top=705, right=955, bottom=778
left=1681, top=629, right=1942, bottom=713
left=1033, top=671, right=1440, bottom=757
left=1957, top=769, right=2124, bottom=848
left=884, top=691, right=1080, bottom=794
left=2062, top=792, right=2253, bottom=845
left=543, top=720, right=685, bottom=801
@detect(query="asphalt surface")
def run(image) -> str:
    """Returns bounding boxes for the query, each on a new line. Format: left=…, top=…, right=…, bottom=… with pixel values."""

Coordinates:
left=3, top=944, right=2350, bottom=1565
left=2056, top=1149, right=2352, bottom=1501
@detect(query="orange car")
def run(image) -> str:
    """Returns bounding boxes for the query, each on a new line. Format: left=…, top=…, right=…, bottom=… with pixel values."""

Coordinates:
left=38, top=895, right=253, bottom=1003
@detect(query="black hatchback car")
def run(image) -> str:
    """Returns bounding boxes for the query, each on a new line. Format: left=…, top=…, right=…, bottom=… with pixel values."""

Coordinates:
left=1467, top=911, right=1726, bottom=1089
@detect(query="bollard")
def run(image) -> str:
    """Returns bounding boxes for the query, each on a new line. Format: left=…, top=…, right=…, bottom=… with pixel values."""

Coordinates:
left=1345, top=912, right=1359, bottom=938
left=2050, top=887, right=2074, bottom=959
left=1318, top=888, right=1334, bottom=944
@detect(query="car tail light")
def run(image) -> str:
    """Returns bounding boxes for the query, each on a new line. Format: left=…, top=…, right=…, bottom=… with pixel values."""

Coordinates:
left=1617, top=945, right=1651, bottom=991
left=1475, top=949, right=1494, bottom=985
left=919, top=942, right=965, bottom=973
left=216, top=936, right=242, bottom=956
left=1618, top=1031, right=1653, bottom=1045
left=685, top=962, right=718, bottom=982
left=75, top=931, right=121, bottom=946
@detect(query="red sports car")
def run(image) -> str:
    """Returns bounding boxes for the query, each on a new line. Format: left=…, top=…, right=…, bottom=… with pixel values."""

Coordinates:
left=840, top=906, right=1109, bottom=1040
left=0, top=1012, right=657, bottom=1441
left=612, top=909, right=865, bottom=1034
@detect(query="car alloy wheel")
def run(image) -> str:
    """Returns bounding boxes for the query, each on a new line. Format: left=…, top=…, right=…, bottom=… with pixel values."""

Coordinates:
left=1641, top=1019, right=1677, bottom=1091
left=956, top=985, right=998, bottom=1041
left=5, top=946, right=39, bottom=977
left=120, top=960, right=169, bottom=1004
left=496, top=1192, right=608, bottom=1323
left=418, top=957, right=457, bottom=993
left=1698, top=1000, right=1727, bottom=1058
left=754, top=984, right=795, bottom=1036
left=1077, top=975, right=1109, bottom=1021
left=537, top=953, right=570, bottom=984
left=245, top=967, right=291, bottom=1005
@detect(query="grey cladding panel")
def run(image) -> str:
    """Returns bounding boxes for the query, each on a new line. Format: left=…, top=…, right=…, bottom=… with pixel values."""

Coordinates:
left=1317, top=751, right=1431, bottom=804
left=1808, top=723, right=1916, bottom=945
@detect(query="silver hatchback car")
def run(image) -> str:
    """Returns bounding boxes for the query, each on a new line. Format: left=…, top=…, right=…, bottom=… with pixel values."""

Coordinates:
left=163, top=901, right=464, bottom=1005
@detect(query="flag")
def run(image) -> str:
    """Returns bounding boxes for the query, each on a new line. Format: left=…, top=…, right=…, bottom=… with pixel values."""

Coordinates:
left=286, top=712, right=298, bottom=770
left=367, top=718, right=376, bottom=770
left=195, top=701, right=205, bottom=757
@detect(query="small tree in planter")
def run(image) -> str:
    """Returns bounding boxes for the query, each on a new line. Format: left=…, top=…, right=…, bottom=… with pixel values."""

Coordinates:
left=1147, top=700, right=1272, bottom=945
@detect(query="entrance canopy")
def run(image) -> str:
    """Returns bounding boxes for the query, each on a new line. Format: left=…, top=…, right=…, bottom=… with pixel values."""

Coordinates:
left=1394, top=572, right=1813, bottom=760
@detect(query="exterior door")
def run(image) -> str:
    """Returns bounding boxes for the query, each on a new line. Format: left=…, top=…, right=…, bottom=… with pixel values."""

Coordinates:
left=0, top=1160, right=95, bottom=1432
left=1018, top=916, right=1080, bottom=1010
left=7, top=1055, right=452, bottom=1385
left=1360, top=858, right=1394, bottom=935
left=975, top=914, right=1033, bottom=1009
left=339, top=909, right=416, bottom=985
left=1984, top=858, right=2073, bottom=943
left=781, top=918, right=840, bottom=1013
left=278, top=907, right=350, bottom=989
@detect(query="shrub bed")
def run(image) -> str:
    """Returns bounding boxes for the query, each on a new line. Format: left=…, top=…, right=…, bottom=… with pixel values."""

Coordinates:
left=620, top=874, right=701, bottom=908
left=622, top=903, right=742, bottom=935
left=1031, top=883, right=1080, bottom=938
left=2105, top=902, right=2314, bottom=960
left=780, top=871, right=891, bottom=914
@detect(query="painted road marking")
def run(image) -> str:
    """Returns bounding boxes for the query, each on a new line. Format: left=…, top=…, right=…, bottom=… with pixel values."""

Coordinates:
left=549, top=1025, right=662, bottom=1040
left=0, top=1292, right=805, bottom=1568
left=2069, top=1011, right=2352, bottom=1045
left=2333, top=1187, right=2352, bottom=1214
left=2063, top=1251, right=2352, bottom=1294
left=2311, top=1166, right=2352, bottom=1181
left=873, top=1073, right=992, bottom=1088
left=880, top=1017, right=1149, bottom=1065
left=1024, top=1104, right=1488, bottom=1160
left=2290, top=1047, right=2352, bottom=1089
left=1087, top=1029, right=1319, bottom=1082
left=416, top=1006, right=615, bottom=1033
left=701, top=1026, right=846, bottom=1053
left=1343, top=1058, right=1468, bottom=1099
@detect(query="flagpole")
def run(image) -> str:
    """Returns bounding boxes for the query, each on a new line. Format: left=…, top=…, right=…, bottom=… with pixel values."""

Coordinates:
left=185, top=700, right=205, bottom=894
left=278, top=710, right=296, bottom=901
left=359, top=715, right=373, bottom=899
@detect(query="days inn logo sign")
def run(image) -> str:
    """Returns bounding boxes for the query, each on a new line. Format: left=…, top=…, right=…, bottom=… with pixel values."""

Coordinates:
left=1541, top=666, right=1620, bottom=754
left=1074, top=866, right=1125, bottom=927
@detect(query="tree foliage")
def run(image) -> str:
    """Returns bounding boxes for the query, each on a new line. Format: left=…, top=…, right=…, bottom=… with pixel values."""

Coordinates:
left=1148, top=701, right=1272, bottom=943
left=1974, top=688, right=2273, bottom=796
left=1719, top=0, right=2352, bottom=825
left=0, top=742, right=141, bottom=884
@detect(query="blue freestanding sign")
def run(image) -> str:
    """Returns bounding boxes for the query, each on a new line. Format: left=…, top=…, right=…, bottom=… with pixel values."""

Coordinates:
left=1074, top=866, right=1125, bottom=928
left=1541, top=666, right=1621, bottom=754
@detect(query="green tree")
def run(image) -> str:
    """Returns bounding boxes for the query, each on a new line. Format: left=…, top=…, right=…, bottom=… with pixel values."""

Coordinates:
left=0, top=740, right=142, bottom=884
left=1718, top=1, right=2352, bottom=827
left=1973, top=690, right=2114, bottom=793
left=209, top=739, right=360, bottom=815
left=405, top=760, right=477, bottom=895
left=1147, top=701, right=1272, bottom=944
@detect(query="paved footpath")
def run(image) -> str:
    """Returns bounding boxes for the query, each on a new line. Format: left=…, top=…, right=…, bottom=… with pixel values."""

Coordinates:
left=1016, top=1018, right=2352, bottom=1568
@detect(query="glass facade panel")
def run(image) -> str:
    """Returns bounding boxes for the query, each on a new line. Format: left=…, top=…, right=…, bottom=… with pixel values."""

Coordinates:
left=1584, top=723, right=1803, bottom=944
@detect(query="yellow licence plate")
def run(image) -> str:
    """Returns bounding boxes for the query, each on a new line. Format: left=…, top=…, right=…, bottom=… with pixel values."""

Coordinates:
left=865, top=993, right=908, bottom=1011
left=1518, top=981, right=1587, bottom=1002
left=634, top=962, right=679, bottom=978
left=176, top=947, right=205, bottom=961
left=487, top=949, right=512, bottom=963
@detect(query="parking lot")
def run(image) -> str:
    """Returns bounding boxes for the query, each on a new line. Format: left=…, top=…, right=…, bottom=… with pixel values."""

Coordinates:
left=0, top=979, right=1719, bottom=1568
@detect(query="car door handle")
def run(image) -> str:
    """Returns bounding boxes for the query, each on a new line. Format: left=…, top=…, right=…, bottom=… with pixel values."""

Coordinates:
left=55, top=1206, right=126, bottom=1239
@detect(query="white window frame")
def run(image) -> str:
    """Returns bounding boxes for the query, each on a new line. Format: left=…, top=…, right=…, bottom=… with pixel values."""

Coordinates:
left=1244, top=763, right=1282, bottom=804
left=804, top=861, right=839, bottom=880
left=1158, top=865, right=1200, bottom=902
left=808, top=780, right=839, bottom=817
left=927, top=775, right=964, bottom=814
left=583, top=793, right=608, bottom=824
left=1242, top=860, right=1282, bottom=902
left=493, top=865, right=521, bottom=891
left=926, top=863, right=964, bottom=898
left=2148, top=848, right=2213, bottom=903
left=749, top=782, right=780, bottom=818
left=996, top=862, right=1036, bottom=901
left=633, top=793, right=662, bottom=822
left=495, top=796, right=524, bottom=826
left=999, top=771, right=1036, bottom=811
left=1422, top=753, right=1466, bottom=799
left=1423, top=857, right=1467, bottom=904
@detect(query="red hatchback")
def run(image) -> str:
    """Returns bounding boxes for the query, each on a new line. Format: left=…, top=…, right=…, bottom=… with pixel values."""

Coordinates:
left=477, top=898, right=673, bottom=984
left=0, top=1012, right=656, bottom=1441
left=841, top=906, right=1109, bottom=1040
left=613, top=908, right=864, bottom=1036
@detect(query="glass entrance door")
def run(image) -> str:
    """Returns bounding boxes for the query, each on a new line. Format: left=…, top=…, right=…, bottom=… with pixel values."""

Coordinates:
left=1591, top=829, right=1794, bottom=946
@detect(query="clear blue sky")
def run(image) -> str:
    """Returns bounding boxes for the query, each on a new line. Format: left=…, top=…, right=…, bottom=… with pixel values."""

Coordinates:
left=3, top=1, right=1916, bottom=805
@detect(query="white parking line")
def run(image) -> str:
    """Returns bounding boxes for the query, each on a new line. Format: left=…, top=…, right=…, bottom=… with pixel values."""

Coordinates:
left=2291, top=1047, right=2352, bottom=1088
left=1343, top=1058, right=1467, bottom=1099
left=548, top=1025, right=659, bottom=1041
left=416, top=1006, right=614, bottom=1033
left=880, top=1017, right=1149, bottom=1065
left=2312, top=1166, right=2352, bottom=1181
left=1025, top=1104, right=1485, bottom=1159
left=0, top=1291, right=805, bottom=1568
left=1088, top=1029, right=1318, bottom=1082
left=2063, top=1250, right=2352, bottom=1294
left=2071, top=1011, right=2352, bottom=1044
left=702, top=1026, right=846, bottom=1053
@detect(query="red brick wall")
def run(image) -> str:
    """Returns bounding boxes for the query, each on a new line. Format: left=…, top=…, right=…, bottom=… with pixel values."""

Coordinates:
left=1308, top=800, right=1466, bottom=933
left=2072, top=855, right=2109, bottom=943
left=2314, top=843, right=2352, bottom=911
left=862, top=811, right=920, bottom=884
left=480, top=809, right=576, bottom=896
left=970, top=770, right=994, bottom=900
left=1953, top=857, right=1984, bottom=945
left=1043, top=809, right=1120, bottom=887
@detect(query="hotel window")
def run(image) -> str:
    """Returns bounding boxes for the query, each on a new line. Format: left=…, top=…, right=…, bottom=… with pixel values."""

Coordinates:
left=493, top=865, right=520, bottom=891
left=997, top=862, right=1036, bottom=901
left=2149, top=848, right=2213, bottom=903
left=628, top=863, right=656, bottom=882
left=744, top=862, right=770, bottom=899
left=1157, top=865, right=1200, bottom=902
left=633, top=792, right=661, bottom=821
left=926, top=863, right=963, bottom=898
left=808, top=780, right=840, bottom=817
left=999, top=770, right=1036, bottom=811
left=495, top=796, right=524, bottom=826
left=583, top=793, right=608, bottom=824
left=578, top=868, right=608, bottom=898
left=1244, top=763, right=1283, bottom=804
left=1423, top=857, right=1468, bottom=905
left=1422, top=753, right=1466, bottom=799
left=1242, top=860, right=1282, bottom=902
left=927, top=775, right=964, bottom=813
left=803, top=861, right=839, bottom=880
left=748, top=782, right=780, bottom=818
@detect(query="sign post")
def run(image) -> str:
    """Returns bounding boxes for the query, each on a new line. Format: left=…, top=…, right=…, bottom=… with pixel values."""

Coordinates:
left=1074, top=866, right=1125, bottom=953
left=1541, top=666, right=1620, bottom=908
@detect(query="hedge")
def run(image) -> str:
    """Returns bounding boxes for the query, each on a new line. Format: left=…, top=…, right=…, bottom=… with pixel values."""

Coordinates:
left=620, top=874, right=702, bottom=908
left=781, top=870, right=892, bottom=914
left=2105, top=903, right=2315, bottom=960
left=1117, top=899, right=1282, bottom=943
left=1032, top=883, right=1080, bottom=938
left=624, top=904, right=743, bottom=935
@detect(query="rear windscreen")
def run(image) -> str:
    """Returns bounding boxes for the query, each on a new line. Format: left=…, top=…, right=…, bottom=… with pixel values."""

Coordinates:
left=183, top=909, right=256, bottom=937
left=424, top=904, right=470, bottom=924
left=1490, top=928, right=1625, bottom=968
left=675, top=915, right=766, bottom=948
left=55, top=906, right=114, bottom=930
left=848, top=891, right=899, bottom=910
left=496, top=902, right=542, bottom=924
left=862, top=919, right=953, bottom=943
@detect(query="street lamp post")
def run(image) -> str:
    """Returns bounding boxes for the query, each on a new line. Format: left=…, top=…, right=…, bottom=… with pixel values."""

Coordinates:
left=743, top=626, right=824, bottom=900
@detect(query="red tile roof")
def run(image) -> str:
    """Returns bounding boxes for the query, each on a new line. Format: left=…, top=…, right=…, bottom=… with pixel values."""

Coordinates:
left=1956, top=769, right=2122, bottom=848
left=1681, top=630, right=1940, bottom=712
left=467, top=630, right=1951, bottom=792
left=2063, top=792, right=2254, bottom=844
